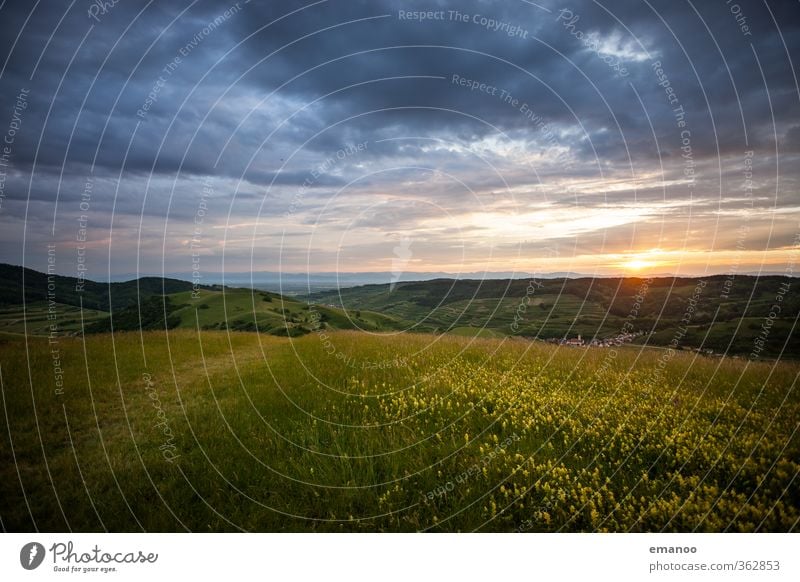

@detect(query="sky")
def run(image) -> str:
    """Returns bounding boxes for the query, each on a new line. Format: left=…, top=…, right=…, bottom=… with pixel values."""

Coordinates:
left=0, top=0, right=798, bottom=280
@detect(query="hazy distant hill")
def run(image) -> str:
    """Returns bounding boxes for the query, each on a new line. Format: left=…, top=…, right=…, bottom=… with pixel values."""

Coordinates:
left=142, top=270, right=604, bottom=294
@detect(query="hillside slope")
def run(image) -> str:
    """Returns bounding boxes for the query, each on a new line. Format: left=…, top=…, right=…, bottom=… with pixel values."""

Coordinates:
left=1, top=329, right=797, bottom=532
left=0, top=264, right=404, bottom=337
left=309, top=276, right=800, bottom=356
left=0, top=263, right=199, bottom=311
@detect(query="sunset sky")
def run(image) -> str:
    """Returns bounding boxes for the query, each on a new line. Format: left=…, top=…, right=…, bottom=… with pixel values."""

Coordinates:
left=0, top=0, right=798, bottom=279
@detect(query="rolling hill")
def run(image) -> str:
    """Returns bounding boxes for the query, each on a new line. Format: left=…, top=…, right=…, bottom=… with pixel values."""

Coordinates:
left=308, top=276, right=800, bottom=357
left=0, top=264, right=403, bottom=338
left=2, top=264, right=797, bottom=358
left=0, top=263, right=200, bottom=311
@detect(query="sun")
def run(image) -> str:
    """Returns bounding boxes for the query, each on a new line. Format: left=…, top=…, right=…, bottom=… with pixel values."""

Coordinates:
left=622, top=258, right=655, bottom=272
left=617, top=250, right=667, bottom=273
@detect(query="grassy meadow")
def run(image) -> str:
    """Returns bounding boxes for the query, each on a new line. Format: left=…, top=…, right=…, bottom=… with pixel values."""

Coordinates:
left=1, top=327, right=797, bottom=532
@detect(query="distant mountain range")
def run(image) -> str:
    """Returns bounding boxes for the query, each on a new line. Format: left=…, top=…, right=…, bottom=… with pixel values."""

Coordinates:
left=105, top=270, right=592, bottom=284
left=40, top=270, right=612, bottom=294
left=70, top=269, right=796, bottom=294
left=4, top=262, right=796, bottom=293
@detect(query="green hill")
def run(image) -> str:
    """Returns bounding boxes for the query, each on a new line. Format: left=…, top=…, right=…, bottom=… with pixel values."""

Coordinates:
left=0, top=263, right=199, bottom=311
left=166, top=287, right=406, bottom=335
left=0, top=264, right=404, bottom=338
left=2, top=265, right=797, bottom=357
left=309, top=276, right=800, bottom=357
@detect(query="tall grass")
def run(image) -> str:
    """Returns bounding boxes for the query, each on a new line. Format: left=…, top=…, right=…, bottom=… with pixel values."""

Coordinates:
left=1, top=329, right=797, bottom=531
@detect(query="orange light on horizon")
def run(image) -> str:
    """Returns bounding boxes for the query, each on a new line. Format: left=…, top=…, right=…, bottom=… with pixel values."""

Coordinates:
left=621, top=258, right=656, bottom=272
left=617, top=249, right=667, bottom=273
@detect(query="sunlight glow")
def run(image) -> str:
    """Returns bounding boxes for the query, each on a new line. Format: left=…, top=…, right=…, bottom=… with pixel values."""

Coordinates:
left=618, top=249, right=666, bottom=273
left=621, top=258, right=656, bottom=272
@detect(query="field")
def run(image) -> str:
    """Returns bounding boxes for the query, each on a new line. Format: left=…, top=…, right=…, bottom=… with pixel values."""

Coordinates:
left=168, top=288, right=405, bottom=334
left=309, top=276, right=800, bottom=356
left=0, top=283, right=403, bottom=338
left=1, top=328, right=797, bottom=532
left=0, top=302, right=107, bottom=336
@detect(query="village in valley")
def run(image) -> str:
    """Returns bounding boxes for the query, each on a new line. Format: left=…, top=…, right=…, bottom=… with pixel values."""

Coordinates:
left=550, top=331, right=717, bottom=357
left=548, top=331, right=646, bottom=348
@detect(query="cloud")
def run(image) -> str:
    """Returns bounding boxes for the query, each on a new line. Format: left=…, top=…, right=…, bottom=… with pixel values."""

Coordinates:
left=0, top=0, right=798, bottom=275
